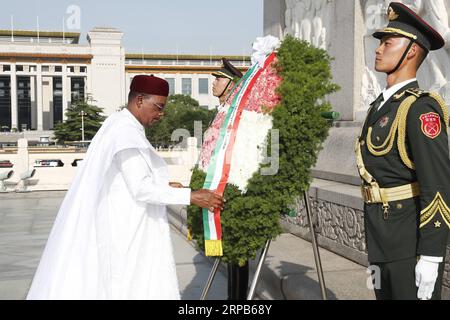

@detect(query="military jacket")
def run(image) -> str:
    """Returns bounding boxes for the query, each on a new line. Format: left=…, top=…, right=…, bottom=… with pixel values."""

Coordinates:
left=359, top=81, right=450, bottom=263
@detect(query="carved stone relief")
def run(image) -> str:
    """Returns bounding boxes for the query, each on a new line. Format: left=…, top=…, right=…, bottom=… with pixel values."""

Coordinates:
left=284, top=0, right=332, bottom=50
left=361, top=0, right=450, bottom=111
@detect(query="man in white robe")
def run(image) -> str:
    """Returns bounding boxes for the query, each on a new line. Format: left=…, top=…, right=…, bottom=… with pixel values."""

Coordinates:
left=27, top=75, right=223, bottom=300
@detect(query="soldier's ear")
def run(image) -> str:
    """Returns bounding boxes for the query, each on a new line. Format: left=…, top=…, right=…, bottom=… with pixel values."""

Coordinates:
left=407, top=43, right=419, bottom=60
left=410, top=43, right=427, bottom=68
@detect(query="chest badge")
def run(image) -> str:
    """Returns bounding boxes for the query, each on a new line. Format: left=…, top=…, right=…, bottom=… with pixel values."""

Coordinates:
left=379, top=116, right=390, bottom=128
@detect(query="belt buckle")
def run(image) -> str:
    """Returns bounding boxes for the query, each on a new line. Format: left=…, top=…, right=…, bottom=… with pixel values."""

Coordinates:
left=362, top=185, right=373, bottom=204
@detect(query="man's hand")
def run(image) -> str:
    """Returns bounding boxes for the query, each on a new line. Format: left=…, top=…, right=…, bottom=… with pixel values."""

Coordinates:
left=191, top=189, right=224, bottom=212
left=169, top=182, right=185, bottom=188
left=415, top=256, right=441, bottom=300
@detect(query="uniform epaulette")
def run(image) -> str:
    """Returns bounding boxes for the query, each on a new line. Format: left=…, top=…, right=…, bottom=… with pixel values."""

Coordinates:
left=404, top=88, right=428, bottom=97
left=405, top=90, right=449, bottom=125
left=393, top=88, right=428, bottom=100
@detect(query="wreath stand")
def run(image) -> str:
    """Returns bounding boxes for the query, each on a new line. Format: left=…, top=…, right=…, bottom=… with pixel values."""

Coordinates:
left=200, top=191, right=327, bottom=300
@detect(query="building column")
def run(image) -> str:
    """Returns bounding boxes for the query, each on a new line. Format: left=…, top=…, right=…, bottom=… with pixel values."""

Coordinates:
left=36, top=64, right=43, bottom=131
left=86, top=64, right=92, bottom=100
left=10, top=64, right=18, bottom=131
left=62, top=65, right=69, bottom=121
left=84, top=76, right=88, bottom=101
left=120, top=48, right=126, bottom=107
left=175, top=75, right=182, bottom=95
left=192, top=74, right=199, bottom=101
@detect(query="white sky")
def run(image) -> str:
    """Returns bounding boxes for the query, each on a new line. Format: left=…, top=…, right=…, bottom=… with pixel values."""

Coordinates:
left=0, top=0, right=264, bottom=56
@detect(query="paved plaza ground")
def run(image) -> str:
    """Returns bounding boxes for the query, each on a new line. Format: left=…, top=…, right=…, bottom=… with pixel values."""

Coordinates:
left=0, top=191, right=375, bottom=300
left=0, top=191, right=227, bottom=300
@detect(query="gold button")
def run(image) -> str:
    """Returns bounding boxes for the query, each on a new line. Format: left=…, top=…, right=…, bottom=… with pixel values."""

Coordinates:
left=376, top=136, right=381, bottom=142
left=360, top=140, right=366, bottom=146
left=396, top=204, right=403, bottom=210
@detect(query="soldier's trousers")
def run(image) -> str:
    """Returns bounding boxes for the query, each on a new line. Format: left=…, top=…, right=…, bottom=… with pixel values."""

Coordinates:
left=370, top=257, right=446, bottom=300
left=227, top=262, right=249, bottom=300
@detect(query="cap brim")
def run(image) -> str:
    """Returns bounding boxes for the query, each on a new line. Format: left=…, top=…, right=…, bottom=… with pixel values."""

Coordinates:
left=212, top=71, right=233, bottom=80
left=373, top=30, right=388, bottom=40
left=373, top=28, right=418, bottom=41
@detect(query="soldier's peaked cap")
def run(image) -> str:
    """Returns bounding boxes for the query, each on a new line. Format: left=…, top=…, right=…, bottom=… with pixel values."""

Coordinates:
left=373, top=2, right=445, bottom=51
left=212, top=58, right=243, bottom=80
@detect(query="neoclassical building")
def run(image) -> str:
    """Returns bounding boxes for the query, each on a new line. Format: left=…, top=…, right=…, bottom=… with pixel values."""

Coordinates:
left=0, top=27, right=250, bottom=134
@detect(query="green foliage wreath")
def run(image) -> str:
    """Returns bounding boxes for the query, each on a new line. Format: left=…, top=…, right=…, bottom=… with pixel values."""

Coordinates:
left=188, top=36, right=340, bottom=265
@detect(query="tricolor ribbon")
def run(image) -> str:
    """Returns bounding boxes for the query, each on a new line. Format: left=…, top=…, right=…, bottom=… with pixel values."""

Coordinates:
left=202, top=53, right=277, bottom=256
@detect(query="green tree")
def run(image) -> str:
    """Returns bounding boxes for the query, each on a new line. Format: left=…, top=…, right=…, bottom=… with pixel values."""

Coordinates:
left=53, top=98, right=106, bottom=144
left=146, top=94, right=215, bottom=148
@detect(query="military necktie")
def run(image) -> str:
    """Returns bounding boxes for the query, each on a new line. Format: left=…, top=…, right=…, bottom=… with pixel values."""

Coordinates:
left=373, top=93, right=385, bottom=111
left=362, top=93, right=384, bottom=132
left=366, top=93, right=385, bottom=123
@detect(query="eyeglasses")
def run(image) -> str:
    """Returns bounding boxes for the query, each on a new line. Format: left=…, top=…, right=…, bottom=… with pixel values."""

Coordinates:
left=152, top=102, right=165, bottom=111
left=138, top=94, right=165, bottom=111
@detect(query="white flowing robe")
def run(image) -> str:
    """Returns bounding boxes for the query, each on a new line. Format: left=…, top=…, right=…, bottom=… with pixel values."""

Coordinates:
left=27, top=108, right=191, bottom=300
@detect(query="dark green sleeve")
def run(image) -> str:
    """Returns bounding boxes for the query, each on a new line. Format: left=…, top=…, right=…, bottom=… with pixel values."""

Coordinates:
left=407, top=96, right=450, bottom=258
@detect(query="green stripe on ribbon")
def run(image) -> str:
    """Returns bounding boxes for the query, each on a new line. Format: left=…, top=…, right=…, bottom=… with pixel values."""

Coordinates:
left=201, top=65, right=258, bottom=241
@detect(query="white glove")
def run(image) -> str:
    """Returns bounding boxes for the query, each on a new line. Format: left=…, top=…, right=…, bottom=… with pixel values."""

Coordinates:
left=415, top=256, right=442, bottom=300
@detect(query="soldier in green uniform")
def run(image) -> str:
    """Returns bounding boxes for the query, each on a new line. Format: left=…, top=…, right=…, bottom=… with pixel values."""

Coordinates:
left=211, top=59, right=248, bottom=300
left=212, top=58, right=243, bottom=106
left=357, top=2, right=450, bottom=300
